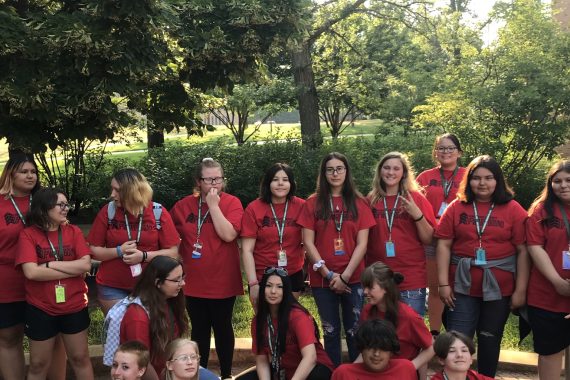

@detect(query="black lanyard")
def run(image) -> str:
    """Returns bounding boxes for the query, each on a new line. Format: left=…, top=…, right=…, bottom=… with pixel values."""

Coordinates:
left=9, top=194, right=31, bottom=225
left=270, top=201, right=289, bottom=249
left=45, top=227, right=64, bottom=261
left=329, top=196, right=344, bottom=234
left=267, top=314, right=280, bottom=378
left=439, top=166, right=459, bottom=200
left=196, top=196, right=210, bottom=240
left=473, top=201, right=495, bottom=247
left=124, top=211, right=143, bottom=243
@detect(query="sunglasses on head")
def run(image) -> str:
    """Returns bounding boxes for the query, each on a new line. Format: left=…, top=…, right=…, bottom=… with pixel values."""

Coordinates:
left=264, top=267, right=288, bottom=277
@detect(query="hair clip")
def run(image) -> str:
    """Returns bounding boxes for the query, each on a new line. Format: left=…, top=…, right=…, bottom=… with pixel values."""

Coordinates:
left=202, top=157, right=214, bottom=162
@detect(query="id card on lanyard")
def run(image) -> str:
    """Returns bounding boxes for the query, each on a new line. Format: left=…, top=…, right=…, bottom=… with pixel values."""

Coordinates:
left=438, top=167, right=458, bottom=217
left=383, top=195, right=400, bottom=258
left=125, top=211, right=144, bottom=276
left=473, top=201, right=495, bottom=266
left=193, top=197, right=209, bottom=259
left=46, top=227, right=66, bottom=303
left=270, top=201, right=289, bottom=267
left=330, top=196, right=345, bottom=256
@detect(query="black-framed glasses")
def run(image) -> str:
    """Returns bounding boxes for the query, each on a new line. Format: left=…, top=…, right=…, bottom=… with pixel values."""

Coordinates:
left=170, top=354, right=200, bottom=363
left=200, top=177, right=225, bottom=185
left=264, top=267, right=288, bottom=276
left=55, top=203, right=71, bottom=210
left=164, top=274, right=186, bottom=285
left=435, top=146, right=458, bottom=153
left=325, top=166, right=346, bottom=175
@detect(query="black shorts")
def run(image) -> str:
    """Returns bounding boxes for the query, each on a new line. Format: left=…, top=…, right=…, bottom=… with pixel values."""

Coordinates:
left=0, top=301, right=26, bottom=329
left=25, top=304, right=90, bottom=341
left=528, top=305, right=570, bottom=355
left=289, top=269, right=305, bottom=293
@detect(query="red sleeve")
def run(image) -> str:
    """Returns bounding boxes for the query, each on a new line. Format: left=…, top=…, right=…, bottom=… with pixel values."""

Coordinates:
left=241, top=201, right=260, bottom=238
left=434, top=199, right=458, bottom=239
left=119, top=304, right=150, bottom=349
left=297, top=196, right=317, bottom=230
left=412, top=191, right=436, bottom=227
left=71, top=225, right=91, bottom=258
left=15, top=228, right=38, bottom=266
left=526, top=204, right=546, bottom=246
left=157, top=208, right=181, bottom=248
left=86, top=205, right=110, bottom=246
left=356, top=198, right=377, bottom=231
left=290, top=309, right=318, bottom=350
left=509, top=201, right=527, bottom=246
left=225, top=194, right=244, bottom=233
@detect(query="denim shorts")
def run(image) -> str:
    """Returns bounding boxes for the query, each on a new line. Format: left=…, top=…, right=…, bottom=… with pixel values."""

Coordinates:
left=97, top=284, right=130, bottom=301
left=400, top=288, right=427, bottom=316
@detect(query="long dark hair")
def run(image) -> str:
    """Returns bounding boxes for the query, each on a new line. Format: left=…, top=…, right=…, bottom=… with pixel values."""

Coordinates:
left=457, top=155, right=514, bottom=204
left=433, top=330, right=475, bottom=359
left=132, top=256, right=189, bottom=362
left=529, top=160, right=570, bottom=224
left=26, top=188, right=66, bottom=230
left=259, top=163, right=297, bottom=203
left=361, top=262, right=404, bottom=327
left=0, top=152, right=41, bottom=196
left=255, top=269, right=319, bottom=355
left=315, top=152, right=361, bottom=220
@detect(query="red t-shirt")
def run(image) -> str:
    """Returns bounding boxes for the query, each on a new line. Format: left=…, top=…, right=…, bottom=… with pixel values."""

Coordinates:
left=297, top=195, right=375, bottom=288
left=526, top=203, right=570, bottom=313
left=366, top=192, right=436, bottom=290
left=416, top=167, right=467, bottom=219
left=431, top=369, right=494, bottom=380
left=16, top=224, right=90, bottom=315
left=120, top=303, right=180, bottom=376
left=434, top=199, right=527, bottom=297
left=170, top=192, right=244, bottom=298
left=241, top=197, right=306, bottom=280
left=87, top=202, right=180, bottom=291
left=251, top=307, right=334, bottom=380
left=331, top=360, right=417, bottom=380
left=360, top=302, right=432, bottom=361
left=0, top=195, right=30, bottom=302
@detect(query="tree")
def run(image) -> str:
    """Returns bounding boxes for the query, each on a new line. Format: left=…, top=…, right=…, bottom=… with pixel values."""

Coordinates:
left=413, top=0, right=570, bottom=184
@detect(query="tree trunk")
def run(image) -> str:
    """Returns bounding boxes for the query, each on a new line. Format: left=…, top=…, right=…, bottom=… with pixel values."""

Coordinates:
left=147, top=127, right=165, bottom=148
left=292, top=42, right=322, bottom=149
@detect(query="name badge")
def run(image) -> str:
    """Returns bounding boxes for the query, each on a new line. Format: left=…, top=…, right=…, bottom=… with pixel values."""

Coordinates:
left=130, top=263, right=142, bottom=277
left=192, top=241, right=203, bottom=259
left=55, top=284, right=66, bottom=303
left=334, top=238, right=345, bottom=256
left=474, top=247, right=487, bottom=265
left=386, top=241, right=396, bottom=257
left=563, top=251, right=570, bottom=270
left=438, top=202, right=448, bottom=217
left=277, top=250, right=287, bottom=267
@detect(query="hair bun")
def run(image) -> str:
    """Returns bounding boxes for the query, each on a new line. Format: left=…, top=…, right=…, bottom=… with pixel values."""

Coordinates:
left=202, top=157, right=214, bottom=162
left=393, top=272, right=404, bottom=285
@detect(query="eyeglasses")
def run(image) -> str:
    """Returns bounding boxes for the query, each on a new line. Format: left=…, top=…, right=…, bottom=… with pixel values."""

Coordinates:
left=325, top=166, right=346, bottom=175
left=170, top=354, right=200, bottom=363
left=264, top=267, right=288, bottom=276
left=435, top=146, right=458, bottom=153
left=200, top=177, right=225, bottom=185
left=55, top=203, right=71, bottom=210
left=164, top=274, right=186, bottom=285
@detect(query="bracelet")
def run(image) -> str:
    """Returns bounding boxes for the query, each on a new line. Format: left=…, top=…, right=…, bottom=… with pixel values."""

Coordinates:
left=438, top=284, right=450, bottom=287
left=142, top=251, right=148, bottom=262
left=413, top=214, right=424, bottom=222
left=116, top=245, right=123, bottom=258
left=313, top=259, right=325, bottom=271
left=248, top=280, right=259, bottom=287
left=326, top=271, right=335, bottom=281
left=45, top=261, right=49, bottom=268
left=339, top=275, right=349, bottom=286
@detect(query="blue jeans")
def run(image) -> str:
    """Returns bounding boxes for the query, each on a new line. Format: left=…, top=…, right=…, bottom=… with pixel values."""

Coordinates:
left=312, top=283, right=364, bottom=367
left=444, top=293, right=511, bottom=377
left=400, top=288, right=426, bottom=316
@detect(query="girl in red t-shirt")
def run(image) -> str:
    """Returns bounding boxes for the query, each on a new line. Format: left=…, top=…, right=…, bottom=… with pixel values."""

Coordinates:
left=435, top=155, right=529, bottom=377
left=526, top=160, right=570, bottom=379
left=87, top=168, right=180, bottom=316
left=119, top=256, right=189, bottom=379
left=242, top=163, right=306, bottom=308
left=359, top=262, right=434, bottom=372
left=298, top=152, right=376, bottom=366
left=170, top=158, right=244, bottom=379
left=17, top=188, right=93, bottom=379
left=431, top=331, right=493, bottom=380
left=240, top=267, right=333, bottom=380
left=416, top=133, right=466, bottom=335
left=367, top=152, right=436, bottom=316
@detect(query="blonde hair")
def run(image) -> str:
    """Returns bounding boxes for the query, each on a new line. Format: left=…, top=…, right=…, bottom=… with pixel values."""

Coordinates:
left=165, top=339, right=200, bottom=380
left=113, top=168, right=153, bottom=215
left=193, top=158, right=225, bottom=193
left=368, top=152, right=419, bottom=205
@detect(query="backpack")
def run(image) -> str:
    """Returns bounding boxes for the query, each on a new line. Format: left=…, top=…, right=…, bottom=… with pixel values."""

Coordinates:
left=102, top=296, right=149, bottom=366
left=107, top=201, right=163, bottom=230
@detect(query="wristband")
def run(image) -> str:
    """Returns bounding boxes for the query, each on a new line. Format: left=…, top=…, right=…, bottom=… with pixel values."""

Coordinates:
left=438, top=284, right=449, bottom=287
left=413, top=214, right=424, bottom=222
left=339, top=275, right=349, bottom=286
left=248, top=280, right=259, bottom=287
left=142, top=251, right=148, bottom=262
left=116, top=245, right=123, bottom=258
left=326, top=271, right=334, bottom=281
left=45, top=261, right=49, bottom=268
left=312, top=259, right=325, bottom=271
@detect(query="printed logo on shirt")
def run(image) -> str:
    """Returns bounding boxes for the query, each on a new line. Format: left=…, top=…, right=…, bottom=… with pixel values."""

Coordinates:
left=108, top=219, right=156, bottom=231
left=428, top=179, right=460, bottom=188
left=545, top=217, right=563, bottom=229
left=314, top=209, right=357, bottom=222
left=371, top=207, right=409, bottom=221
left=458, top=213, right=504, bottom=228
left=4, top=212, right=21, bottom=225
left=261, top=216, right=298, bottom=228
left=34, top=244, right=75, bottom=259
left=185, top=212, right=212, bottom=224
